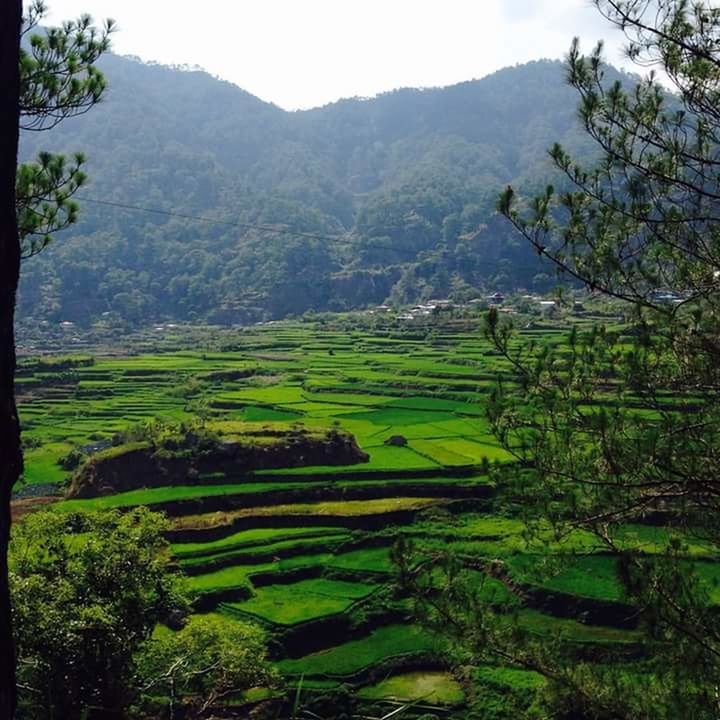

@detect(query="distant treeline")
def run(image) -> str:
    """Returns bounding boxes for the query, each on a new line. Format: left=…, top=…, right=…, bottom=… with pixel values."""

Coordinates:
left=17, top=56, right=618, bottom=326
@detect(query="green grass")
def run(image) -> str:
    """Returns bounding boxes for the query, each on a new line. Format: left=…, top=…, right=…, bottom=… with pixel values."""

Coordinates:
left=171, top=497, right=447, bottom=531
left=410, top=439, right=475, bottom=466
left=217, top=386, right=308, bottom=405
left=473, top=664, right=546, bottom=691
left=277, top=625, right=437, bottom=676
left=507, top=554, right=720, bottom=605
left=385, top=396, right=483, bottom=413
left=345, top=408, right=460, bottom=426
left=21, top=442, right=73, bottom=485
left=362, top=445, right=440, bottom=470
left=223, top=578, right=377, bottom=625
left=516, top=609, right=639, bottom=644
left=241, top=405, right=303, bottom=422
left=358, top=671, right=465, bottom=705
left=178, top=534, right=349, bottom=570
left=185, top=565, right=257, bottom=595
left=56, top=482, right=325, bottom=512
left=301, top=392, right=393, bottom=407
left=507, top=555, right=626, bottom=602
left=186, top=552, right=335, bottom=594
left=327, top=547, right=394, bottom=573
left=441, top=438, right=513, bottom=463
left=172, top=527, right=344, bottom=558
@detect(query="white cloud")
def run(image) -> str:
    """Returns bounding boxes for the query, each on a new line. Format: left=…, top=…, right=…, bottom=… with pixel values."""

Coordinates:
left=35, top=0, right=631, bottom=109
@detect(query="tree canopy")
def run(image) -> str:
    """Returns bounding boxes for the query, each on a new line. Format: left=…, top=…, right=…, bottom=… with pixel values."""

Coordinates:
left=17, top=1, right=113, bottom=258
left=16, top=57, right=616, bottom=327
left=407, top=1, right=720, bottom=718
left=11, top=509, right=186, bottom=719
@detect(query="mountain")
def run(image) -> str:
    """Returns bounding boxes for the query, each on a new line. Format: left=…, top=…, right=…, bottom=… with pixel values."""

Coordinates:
left=17, top=55, right=599, bottom=326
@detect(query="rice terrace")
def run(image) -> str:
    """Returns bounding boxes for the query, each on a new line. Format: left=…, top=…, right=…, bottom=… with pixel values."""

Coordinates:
left=12, top=311, right=714, bottom=718
left=4, top=0, right=720, bottom=717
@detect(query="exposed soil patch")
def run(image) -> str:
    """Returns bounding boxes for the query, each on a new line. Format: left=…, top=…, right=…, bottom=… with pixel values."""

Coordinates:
left=11, top=496, right=59, bottom=521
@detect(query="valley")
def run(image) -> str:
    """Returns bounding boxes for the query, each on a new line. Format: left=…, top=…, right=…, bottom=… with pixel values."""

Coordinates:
left=13, top=314, right=706, bottom=717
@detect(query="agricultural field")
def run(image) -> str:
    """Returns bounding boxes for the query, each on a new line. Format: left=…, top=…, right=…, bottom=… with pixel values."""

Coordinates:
left=12, top=317, right=715, bottom=717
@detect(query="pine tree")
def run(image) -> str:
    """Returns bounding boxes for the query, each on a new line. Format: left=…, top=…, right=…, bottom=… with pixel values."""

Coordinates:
left=0, top=4, right=112, bottom=716
left=0, top=2, right=23, bottom=716
left=409, top=2, right=720, bottom=717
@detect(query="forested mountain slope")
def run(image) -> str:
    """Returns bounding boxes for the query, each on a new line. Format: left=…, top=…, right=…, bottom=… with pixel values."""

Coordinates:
left=18, top=55, right=602, bottom=325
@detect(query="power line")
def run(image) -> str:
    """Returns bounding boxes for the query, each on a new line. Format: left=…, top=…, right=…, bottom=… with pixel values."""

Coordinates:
left=75, top=194, right=454, bottom=258
left=75, top=195, right=348, bottom=243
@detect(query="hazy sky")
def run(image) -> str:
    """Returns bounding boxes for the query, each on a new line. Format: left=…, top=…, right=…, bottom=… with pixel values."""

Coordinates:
left=38, top=0, right=630, bottom=110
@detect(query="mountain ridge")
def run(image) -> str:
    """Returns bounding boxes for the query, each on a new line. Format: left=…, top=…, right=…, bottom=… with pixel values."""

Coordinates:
left=17, top=54, right=604, bottom=326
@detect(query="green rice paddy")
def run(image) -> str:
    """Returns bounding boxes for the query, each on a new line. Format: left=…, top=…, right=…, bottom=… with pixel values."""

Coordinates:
left=223, top=578, right=378, bottom=625
left=13, top=318, right=718, bottom=714
left=357, top=671, right=465, bottom=704
left=277, top=624, right=437, bottom=676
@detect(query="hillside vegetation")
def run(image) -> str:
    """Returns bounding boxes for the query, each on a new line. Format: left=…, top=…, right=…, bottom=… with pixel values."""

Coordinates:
left=17, top=57, right=607, bottom=326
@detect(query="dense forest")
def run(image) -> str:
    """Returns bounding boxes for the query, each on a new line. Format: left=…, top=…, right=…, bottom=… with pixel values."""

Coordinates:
left=18, top=56, right=607, bottom=326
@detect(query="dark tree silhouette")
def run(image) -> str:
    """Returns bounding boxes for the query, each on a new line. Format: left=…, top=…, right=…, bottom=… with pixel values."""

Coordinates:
left=0, top=2, right=23, bottom=716
left=0, top=4, right=111, bottom=716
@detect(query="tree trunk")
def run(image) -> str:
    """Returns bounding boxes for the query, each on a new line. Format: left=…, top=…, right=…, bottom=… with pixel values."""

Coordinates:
left=0, top=2, right=23, bottom=718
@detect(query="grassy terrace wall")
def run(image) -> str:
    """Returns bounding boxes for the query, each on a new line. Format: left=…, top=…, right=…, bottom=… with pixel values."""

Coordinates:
left=13, top=318, right=716, bottom=715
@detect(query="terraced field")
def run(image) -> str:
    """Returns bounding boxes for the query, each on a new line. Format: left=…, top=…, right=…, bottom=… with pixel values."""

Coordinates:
left=14, top=319, right=712, bottom=716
